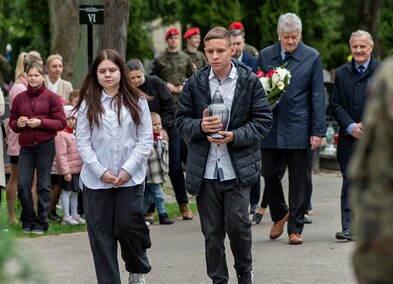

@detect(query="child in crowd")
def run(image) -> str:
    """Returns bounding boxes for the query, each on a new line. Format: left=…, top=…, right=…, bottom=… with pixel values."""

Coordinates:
left=66, top=89, right=84, bottom=217
left=9, top=62, right=66, bottom=234
left=55, top=105, right=84, bottom=225
left=144, top=112, right=173, bottom=225
left=6, top=52, right=40, bottom=225
left=48, top=95, right=67, bottom=223
left=67, top=89, right=80, bottom=107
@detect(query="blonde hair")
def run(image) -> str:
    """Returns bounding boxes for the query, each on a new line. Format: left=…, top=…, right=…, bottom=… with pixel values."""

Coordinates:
left=150, top=112, right=161, bottom=120
left=15, top=52, right=38, bottom=83
left=46, top=54, right=63, bottom=67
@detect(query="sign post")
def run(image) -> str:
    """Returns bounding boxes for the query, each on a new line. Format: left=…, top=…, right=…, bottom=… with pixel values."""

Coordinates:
left=79, top=5, right=104, bottom=68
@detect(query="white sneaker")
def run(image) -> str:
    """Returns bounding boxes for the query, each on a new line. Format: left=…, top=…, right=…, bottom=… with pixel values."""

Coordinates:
left=129, top=273, right=145, bottom=284
left=62, top=216, right=79, bottom=225
left=72, top=215, right=86, bottom=225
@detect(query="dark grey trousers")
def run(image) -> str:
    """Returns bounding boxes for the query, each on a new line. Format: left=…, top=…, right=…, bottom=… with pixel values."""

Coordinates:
left=196, top=179, right=252, bottom=284
left=83, top=184, right=151, bottom=284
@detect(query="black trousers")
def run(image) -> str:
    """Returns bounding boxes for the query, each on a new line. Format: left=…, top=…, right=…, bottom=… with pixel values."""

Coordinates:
left=339, top=163, right=351, bottom=230
left=249, top=175, right=261, bottom=206
left=261, top=148, right=307, bottom=235
left=83, top=184, right=151, bottom=284
left=18, top=139, right=55, bottom=231
left=197, top=179, right=252, bottom=284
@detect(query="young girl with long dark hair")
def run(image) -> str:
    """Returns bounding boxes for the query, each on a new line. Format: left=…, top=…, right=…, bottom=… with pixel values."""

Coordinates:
left=75, top=49, right=153, bottom=284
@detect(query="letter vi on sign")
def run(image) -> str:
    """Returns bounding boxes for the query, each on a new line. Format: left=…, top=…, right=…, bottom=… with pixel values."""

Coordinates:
left=79, top=5, right=104, bottom=25
left=88, top=13, right=96, bottom=23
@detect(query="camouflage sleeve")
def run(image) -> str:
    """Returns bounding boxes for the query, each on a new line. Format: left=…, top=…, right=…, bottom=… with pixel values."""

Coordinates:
left=244, top=43, right=259, bottom=58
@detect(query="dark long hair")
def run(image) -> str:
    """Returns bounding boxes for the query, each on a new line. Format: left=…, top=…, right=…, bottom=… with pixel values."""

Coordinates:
left=75, top=49, right=144, bottom=128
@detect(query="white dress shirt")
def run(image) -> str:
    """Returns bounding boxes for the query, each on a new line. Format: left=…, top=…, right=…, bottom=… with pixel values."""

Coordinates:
left=76, top=91, right=153, bottom=189
left=204, top=64, right=237, bottom=181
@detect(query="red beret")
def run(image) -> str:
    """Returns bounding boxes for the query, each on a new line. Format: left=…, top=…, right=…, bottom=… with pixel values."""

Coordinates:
left=228, top=21, right=244, bottom=31
left=183, top=27, right=200, bottom=39
left=165, top=28, right=180, bottom=40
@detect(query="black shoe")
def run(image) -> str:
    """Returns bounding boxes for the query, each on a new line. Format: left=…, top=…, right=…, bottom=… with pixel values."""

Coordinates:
left=335, top=229, right=354, bottom=241
left=251, top=213, right=263, bottom=225
left=304, top=214, right=312, bottom=224
left=237, top=271, right=253, bottom=284
left=159, top=214, right=174, bottom=225
left=48, top=212, right=62, bottom=222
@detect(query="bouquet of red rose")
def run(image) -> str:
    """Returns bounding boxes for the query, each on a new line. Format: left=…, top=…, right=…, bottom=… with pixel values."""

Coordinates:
left=257, top=63, right=291, bottom=109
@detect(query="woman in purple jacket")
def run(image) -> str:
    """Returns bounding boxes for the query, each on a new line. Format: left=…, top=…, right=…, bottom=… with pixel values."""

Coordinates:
left=9, top=62, right=67, bottom=234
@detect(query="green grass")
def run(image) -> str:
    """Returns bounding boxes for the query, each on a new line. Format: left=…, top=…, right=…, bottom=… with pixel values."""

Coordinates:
left=0, top=189, right=88, bottom=238
left=0, top=186, right=198, bottom=237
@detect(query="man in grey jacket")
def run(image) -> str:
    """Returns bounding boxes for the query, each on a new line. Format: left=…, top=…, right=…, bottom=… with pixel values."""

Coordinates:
left=176, top=26, right=272, bottom=284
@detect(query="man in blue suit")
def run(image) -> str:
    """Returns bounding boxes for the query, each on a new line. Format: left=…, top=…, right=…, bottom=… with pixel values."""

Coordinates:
left=257, top=13, right=326, bottom=245
left=230, top=29, right=257, bottom=73
left=332, top=30, right=381, bottom=241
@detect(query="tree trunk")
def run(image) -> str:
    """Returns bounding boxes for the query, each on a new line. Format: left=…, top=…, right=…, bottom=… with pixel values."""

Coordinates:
left=368, top=0, right=382, bottom=58
left=0, top=0, right=10, bottom=56
left=48, top=0, right=80, bottom=82
left=101, top=0, right=131, bottom=58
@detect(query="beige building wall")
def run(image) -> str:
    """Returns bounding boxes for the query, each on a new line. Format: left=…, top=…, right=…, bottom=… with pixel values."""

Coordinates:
left=143, top=19, right=182, bottom=73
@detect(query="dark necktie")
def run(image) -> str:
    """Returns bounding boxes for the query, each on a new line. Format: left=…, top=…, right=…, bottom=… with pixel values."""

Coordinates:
left=284, top=51, right=292, bottom=62
left=358, top=65, right=365, bottom=74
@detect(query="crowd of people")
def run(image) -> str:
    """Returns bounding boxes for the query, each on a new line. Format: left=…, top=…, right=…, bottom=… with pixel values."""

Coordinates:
left=0, top=11, right=386, bottom=284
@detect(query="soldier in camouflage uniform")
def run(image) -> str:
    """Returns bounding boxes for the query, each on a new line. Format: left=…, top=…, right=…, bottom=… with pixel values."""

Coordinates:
left=349, top=57, right=393, bottom=284
left=151, top=27, right=196, bottom=106
left=183, top=27, right=208, bottom=70
left=151, top=27, right=196, bottom=220
left=228, top=22, right=259, bottom=58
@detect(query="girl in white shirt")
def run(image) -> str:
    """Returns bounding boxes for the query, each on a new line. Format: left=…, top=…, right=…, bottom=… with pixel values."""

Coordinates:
left=75, top=49, right=153, bottom=284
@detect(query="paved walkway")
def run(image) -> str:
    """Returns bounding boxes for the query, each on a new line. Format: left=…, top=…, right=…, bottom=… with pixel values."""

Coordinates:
left=15, top=171, right=357, bottom=283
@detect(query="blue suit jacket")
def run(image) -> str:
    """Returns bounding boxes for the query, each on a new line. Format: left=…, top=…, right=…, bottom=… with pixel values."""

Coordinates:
left=257, top=41, right=326, bottom=149
left=241, top=52, right=257, bottom=73
left=331, top=57, right=381, bottom=164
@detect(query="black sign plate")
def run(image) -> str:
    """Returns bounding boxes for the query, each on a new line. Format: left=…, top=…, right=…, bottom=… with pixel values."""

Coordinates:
left=79, top=5, right=104, bottom=25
